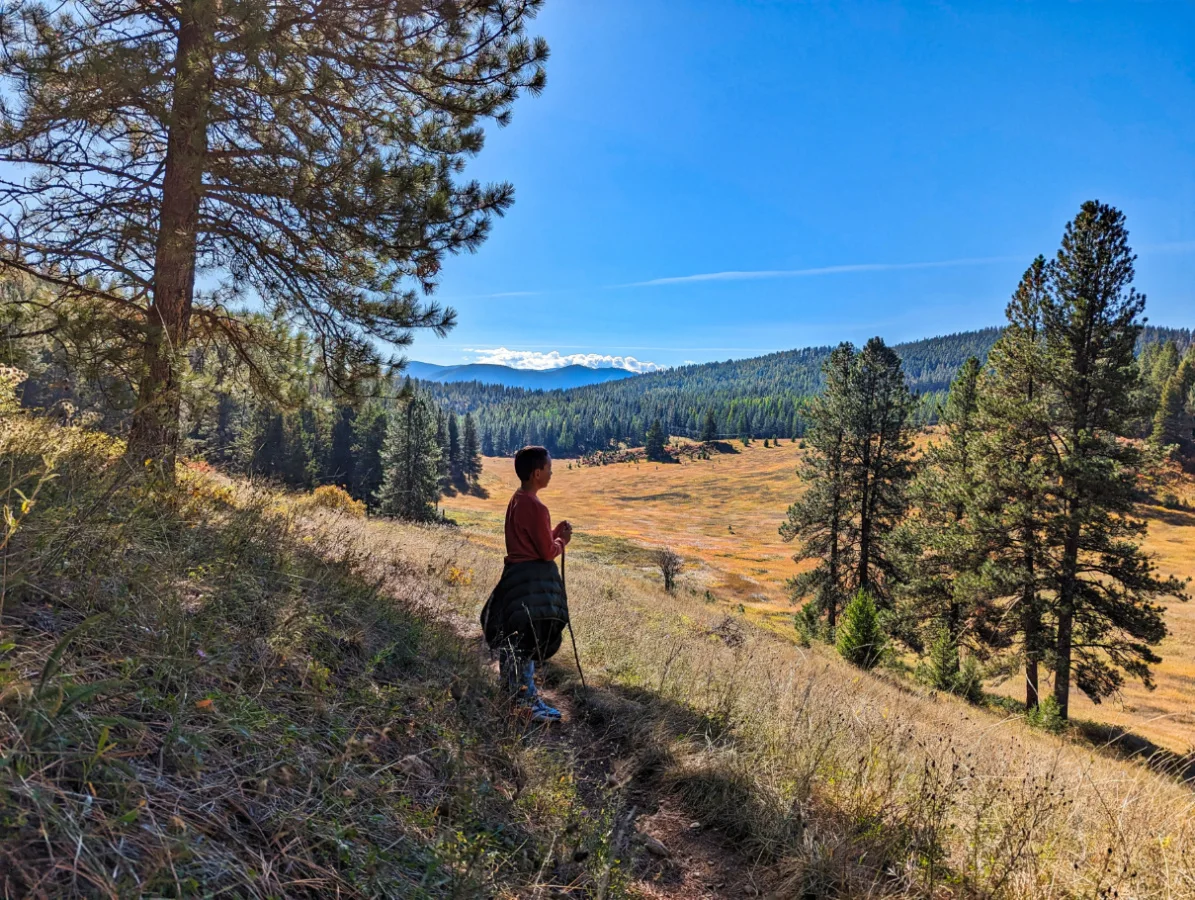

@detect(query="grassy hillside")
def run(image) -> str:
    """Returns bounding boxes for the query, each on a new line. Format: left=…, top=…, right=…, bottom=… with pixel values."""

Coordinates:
left=443, top=443, right=1195, bottom=756
left=5, top=414, right=1195, bottom=897
left=0, top=417, right=630, bottom=897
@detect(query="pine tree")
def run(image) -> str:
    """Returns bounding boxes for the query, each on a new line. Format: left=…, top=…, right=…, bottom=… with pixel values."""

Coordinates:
left=836, top=590, right=885, bottom=670
left=843, top=337, right=914, bottom=599
left=0, top=1, right=547, bottom=471
left=448, top=413, right=463, bottom=484
left=645, top=418, right=668, bottom=461
left=350, top=402, right=389, bottom=508
left=898, top=356, right=987, bottom=660
left=1138, top=341, right=1181, bottom=436
left=328, top=405, right=357, bottom=490
left=1039, top=202, right=1189, bottom=718
left=375, top=394, right=442, bottom=522
left=462, top=412, right=483, bottom=485
left=781, top=343, right=855, bottom=625
left=701, top=409, right=718, bottom=442
left=435, top=408, right=452, bottom=492
left=1151, top=348, right=1195, bottom=449
left=972, top=257, right=1058, bottom=710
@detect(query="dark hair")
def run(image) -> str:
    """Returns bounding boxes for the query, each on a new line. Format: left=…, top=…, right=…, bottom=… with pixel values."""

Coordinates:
left=514, top=446, right=550, bottom=483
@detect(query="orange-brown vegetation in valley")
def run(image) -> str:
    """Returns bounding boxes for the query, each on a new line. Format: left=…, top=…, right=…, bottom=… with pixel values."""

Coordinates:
left=442, top=441, right=1195, bottom=753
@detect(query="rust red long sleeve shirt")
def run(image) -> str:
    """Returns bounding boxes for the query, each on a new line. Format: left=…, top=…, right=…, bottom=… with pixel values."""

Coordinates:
left=504, top=489, right=565, bottom=564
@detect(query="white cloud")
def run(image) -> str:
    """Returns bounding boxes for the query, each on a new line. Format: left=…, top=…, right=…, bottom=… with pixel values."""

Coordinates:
left=621, top=255, right=1018, bottom=287
left=465, top=347, right=665, bottom=373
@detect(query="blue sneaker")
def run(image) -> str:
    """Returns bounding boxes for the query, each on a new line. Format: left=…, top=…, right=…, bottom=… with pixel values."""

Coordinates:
left=527, top=696, right=562, bottom=722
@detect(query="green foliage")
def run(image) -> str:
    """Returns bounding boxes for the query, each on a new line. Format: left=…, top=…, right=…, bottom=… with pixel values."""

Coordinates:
left=1036, top=201, right=1189, bottom=718
left=793, top=599, right=829, bottom=646
left=1025, top=695, right=1066, bottom=734
left=645, top=418, right=668, bottom=461
left=923, top=627, right=984, bottom=703
left=1151, top=348, right=1195, bottom=450
left=419, top=329, right=1007, bottom=456
left=897, top=357, right=994, bottom=655
left=0, top=0, right=549, bottom=466
left=375, top=393, right=443, bottom=522
left=700, top=409, right=718, bottom=442
left=782, top=338, right=914, bottom=620
left=955, top=656, right=985, bottom=705
left=926, top=626, right=961, bottom=692
left=836, top=590, right=885, bottom=670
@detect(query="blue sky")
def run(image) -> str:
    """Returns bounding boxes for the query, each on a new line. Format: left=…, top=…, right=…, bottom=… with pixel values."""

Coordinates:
left=409, top=0, right=1195, bottom=370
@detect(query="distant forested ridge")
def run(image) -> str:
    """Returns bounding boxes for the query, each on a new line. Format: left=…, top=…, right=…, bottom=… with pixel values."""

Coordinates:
left=420, top=326, right=1191, bottom=457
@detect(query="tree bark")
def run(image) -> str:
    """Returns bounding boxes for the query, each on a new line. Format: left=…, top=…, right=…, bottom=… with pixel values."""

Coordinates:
left=125, top=1, right=213, bottom=473
left=1053, top=510, right=1080, bottom=719
left=1021, top=540, right=1040, bottom=710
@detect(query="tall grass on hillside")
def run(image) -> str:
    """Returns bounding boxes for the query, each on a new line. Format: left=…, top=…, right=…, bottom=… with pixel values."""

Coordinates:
left=331, top=514, right=1195, bottom=898
left=0, top=413, right=622, bottom=897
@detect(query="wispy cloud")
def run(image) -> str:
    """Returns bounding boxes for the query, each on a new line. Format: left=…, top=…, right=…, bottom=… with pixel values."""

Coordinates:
left=621, top=256, right=1018, bottom=288
left=464, top=347, right=665, bottom=373
left=1141, top=240, right=1195, bottom=254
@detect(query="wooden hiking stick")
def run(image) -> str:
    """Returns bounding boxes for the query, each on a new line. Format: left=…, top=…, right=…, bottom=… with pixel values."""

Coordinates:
left=562, top=546, right=587, bottom=690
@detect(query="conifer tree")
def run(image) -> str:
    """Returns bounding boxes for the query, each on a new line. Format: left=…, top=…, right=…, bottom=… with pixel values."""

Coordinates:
left=836, top=590, right=885, bottom=670
left=375, top=394, right=441, bottom=522
left=701, top=409, right=718, bottom=443
left=448, top=413, right=463, bottom=484
left=781, top=343, right=855, bottom=625
left=972, top=257, right=1058, bottom=709
left=435, top=408, right=452, bottom=491
left=462, top=412, right=483, bottom=484
left=1038, top=202, right=1189, bottom=718
left=843, top=337, right=914, bottom=599
left=349, top=402, right=388, bottom=508
left=898, top=357, right=987, bottom=660
left=329, top=405, right=357, bottom=490
left=645, top=418, right=668, bottom=461
left=0, top=0, right=548, bottom=471
left=1137, top=341, right=1181, bottom=435
left=1150, top=348, right=1195, bottom=449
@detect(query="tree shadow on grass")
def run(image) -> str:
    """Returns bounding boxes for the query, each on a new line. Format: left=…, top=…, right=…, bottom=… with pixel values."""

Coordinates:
left=1074, top=720, right=1195, bottom=786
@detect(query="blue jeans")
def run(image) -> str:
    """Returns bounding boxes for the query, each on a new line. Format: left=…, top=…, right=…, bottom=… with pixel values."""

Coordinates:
left=498, top=648, right=537, bottom=702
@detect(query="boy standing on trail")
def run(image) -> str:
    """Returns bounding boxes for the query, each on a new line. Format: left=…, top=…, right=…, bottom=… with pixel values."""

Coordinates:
left=480, top=446, right=573, bottom=722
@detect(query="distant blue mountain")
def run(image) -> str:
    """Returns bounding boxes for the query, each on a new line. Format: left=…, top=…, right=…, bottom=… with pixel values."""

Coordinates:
left=404, top=361, right=640, bottom=390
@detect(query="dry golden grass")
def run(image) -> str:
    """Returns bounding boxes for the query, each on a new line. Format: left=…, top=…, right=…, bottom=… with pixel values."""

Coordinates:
left=443, top=443, right=1195, bottom=754
left=7, top=404, right=1195, bottom=897
left=330, top=509, right=1195, bottom=899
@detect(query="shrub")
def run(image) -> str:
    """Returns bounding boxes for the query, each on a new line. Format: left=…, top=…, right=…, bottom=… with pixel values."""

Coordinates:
left=1160, top=492, right=1182, bottom=510
left=0, top=365, right=27, bottom=414
left=954, top=655, right=985, bottom=704
left=302, top=484, right=366, bottom=518
left=926, top=626, right=960, bottom=692
left=835, top=590, right=885, bottom=670
left=794, top=599, right=825, bottom=646
left=654, top=547, right=682, bottom=592
left=1027, top=694, right=1067, bottom=734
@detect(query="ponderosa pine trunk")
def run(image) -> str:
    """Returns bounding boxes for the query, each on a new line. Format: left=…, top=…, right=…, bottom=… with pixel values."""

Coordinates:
left=827, top=494, right=840, bottom=626
left=1021, top=539, right=1040, bottom=710
left=125, top=2, right=213, bottom=472
left=1053, top=510, right=1081, bottom=719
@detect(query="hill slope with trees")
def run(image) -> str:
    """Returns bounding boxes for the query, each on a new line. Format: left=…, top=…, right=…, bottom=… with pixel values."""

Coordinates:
left=422, top=325, right=1191, bottom=457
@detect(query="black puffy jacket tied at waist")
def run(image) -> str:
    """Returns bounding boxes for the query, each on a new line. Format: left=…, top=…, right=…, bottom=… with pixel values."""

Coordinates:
left=480, top=560, right=569, bottom=662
